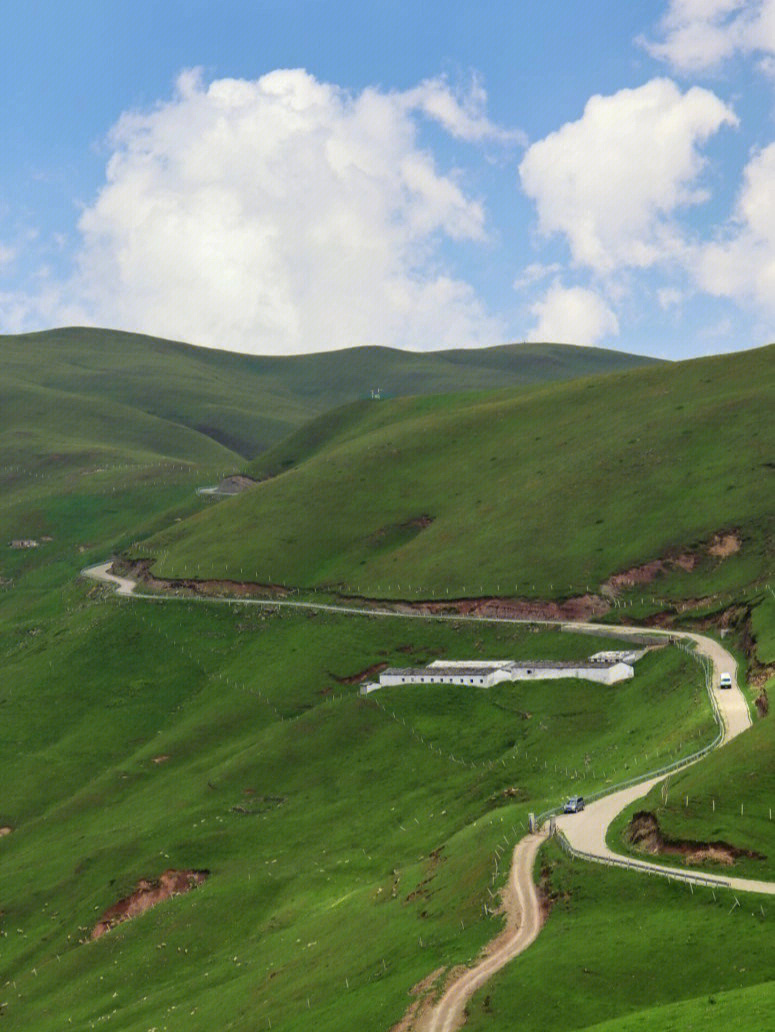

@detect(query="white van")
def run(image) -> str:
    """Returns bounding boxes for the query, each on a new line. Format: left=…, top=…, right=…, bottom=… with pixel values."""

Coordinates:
left=719, top=672, right=732, bottom=689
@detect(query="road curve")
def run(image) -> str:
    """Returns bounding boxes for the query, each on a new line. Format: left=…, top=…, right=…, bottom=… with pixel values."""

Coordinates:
left=422, top=832, right=547, bottom=1032
left=81, top=561, right=774, bottom=1032
left=555, top=626, right=773, bottom=895
left=82, top=561, right=137, bottom=596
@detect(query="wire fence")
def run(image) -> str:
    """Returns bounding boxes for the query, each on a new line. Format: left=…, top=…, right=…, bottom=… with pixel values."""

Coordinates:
left=534, top=640, right=724, bottom=829
left=553, top=828, right=732, bottom=890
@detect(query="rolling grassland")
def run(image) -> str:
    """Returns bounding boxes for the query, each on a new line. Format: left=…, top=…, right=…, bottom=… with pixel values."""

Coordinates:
left=136, top=344, right=772, bottom=610
left=0, top=327, right=658, bottom=459
left=1, top=333, right=772, bottom=1031
left=0, top=588, right=721, bottom=1032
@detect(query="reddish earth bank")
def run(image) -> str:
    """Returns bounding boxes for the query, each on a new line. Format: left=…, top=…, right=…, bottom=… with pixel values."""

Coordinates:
left=625, top=811, right=765, bottom=867
left=385, top=594, right=610, bottom=622
left=116, top=559, right=290, bottom=598
left=602, top=530, right=741, bottom=596
left=91, top=869, right=209, bottom=940
left=331, top=661, right=388, bottom=684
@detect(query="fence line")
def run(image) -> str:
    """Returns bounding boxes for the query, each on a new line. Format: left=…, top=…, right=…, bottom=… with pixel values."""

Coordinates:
left=534, top=641, right=724, bottom=828
left=553, top=829, right=731, bottom=889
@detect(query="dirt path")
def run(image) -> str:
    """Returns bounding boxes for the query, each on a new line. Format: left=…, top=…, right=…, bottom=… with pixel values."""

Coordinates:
left=420, top=832, right=547, bottom=1032
left=81, top=561, right=773, bottom=1032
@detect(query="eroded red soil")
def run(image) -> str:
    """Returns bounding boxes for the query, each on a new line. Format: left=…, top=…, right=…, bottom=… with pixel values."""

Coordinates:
left=116, top=559, right=290, bottom=598
left=625, top=811, right=765, bottom=867
left=603, top=530, right=742, bottom=596
left=91, top=869, right=209, bottom=940
left=388, top=594, right=610, bottom=622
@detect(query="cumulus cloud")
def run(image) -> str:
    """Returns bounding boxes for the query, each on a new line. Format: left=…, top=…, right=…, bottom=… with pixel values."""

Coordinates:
left=56, top=68, right=515, bottom=354
left=526, top=283, right=619, bottom=346
left=692, top=142, right=775, bottom=315
left=657, top=286, right=684, bottom=309
left=643, top=0, right=775, bottom=73
left=519, top=79, right=737, bottom=275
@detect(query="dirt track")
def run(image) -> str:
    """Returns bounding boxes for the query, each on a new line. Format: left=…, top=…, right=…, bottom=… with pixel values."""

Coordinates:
left=81, top=561, right=772, bottom=1031
left=420, top=832, right=546, bottom=1032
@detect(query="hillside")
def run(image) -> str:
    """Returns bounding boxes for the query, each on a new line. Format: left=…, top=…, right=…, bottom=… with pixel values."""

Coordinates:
left=134, top=343, right=774, bottom=610
left=0, top=327, right=660, bottom=459
left=0, top=327, right=772, bottom=1032
left=0, top=327, right=659, bottom=594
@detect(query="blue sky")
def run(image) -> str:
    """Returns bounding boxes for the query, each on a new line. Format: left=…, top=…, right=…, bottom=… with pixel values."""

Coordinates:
left=1, top=1, right=774, bottom=358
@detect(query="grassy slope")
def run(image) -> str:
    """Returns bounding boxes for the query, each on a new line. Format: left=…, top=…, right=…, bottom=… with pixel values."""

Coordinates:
left=462, top=839, right=774, bottom=1032
left=0, top=588, right=719, bottom=1032
left=0, top=327, right=659, bottom=460
left=2, top=329, right=773, bottom=1031
left=608, top=701, right=775, bottom=880
left=137, top=344, right=773, bottom=602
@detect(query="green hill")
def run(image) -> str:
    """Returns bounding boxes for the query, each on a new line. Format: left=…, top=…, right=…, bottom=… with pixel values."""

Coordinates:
left=0, top=326, right=657, bottom=591
left=1, top=326, right=660, bottom=459
left=135, top=344, right=774, bottom=607
left=1, top=328, right=773, bottom=1032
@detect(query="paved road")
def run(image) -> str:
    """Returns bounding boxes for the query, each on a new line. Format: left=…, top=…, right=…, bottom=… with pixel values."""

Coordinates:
left=83, top=561, right=138, bottom=596
left=81, top=561, right=773, bottom=1032
left=555, top=627, right=773, bottom=895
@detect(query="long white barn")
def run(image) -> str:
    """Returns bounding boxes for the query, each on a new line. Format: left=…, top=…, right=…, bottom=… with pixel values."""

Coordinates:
left=360, top=652, right=642, bottom=694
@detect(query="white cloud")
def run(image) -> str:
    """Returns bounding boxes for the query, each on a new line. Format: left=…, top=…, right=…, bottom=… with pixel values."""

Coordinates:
left=401, top=74, right=526, bottom=144
left=692, top=142, right=775, bottom=316
left=519, top=79, right=737, bottom=275
left=644, top=0, right=775, bottom=73
left=526, top=283, right=619, bottom=346
left=512, top=262, right=563, bottom=291
left=0, top=242, right=15, bottom=270
left=38, top=68, right=513, bottom=354
left=657, top=286, right=684, bottom=308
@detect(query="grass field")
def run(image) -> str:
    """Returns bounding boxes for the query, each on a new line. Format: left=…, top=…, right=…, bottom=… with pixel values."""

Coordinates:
left=607, top=711, right=775, bottom=880
left=135, top=344, right=773, bottom=606
left=0, top=585, right=718, bottom=1032
left=0, top=327, right=658, bottom=460
left=2, top=331, right=772, bottom=1031
left=462, top=839, right=774, bottom=1032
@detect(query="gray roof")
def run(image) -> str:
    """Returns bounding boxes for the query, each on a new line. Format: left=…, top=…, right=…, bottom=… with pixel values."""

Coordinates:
left=508, top=659, right=623, bottom=669
left=382, top=666, right=497, bottom=678
left=381, top=658, right=628, bottom=679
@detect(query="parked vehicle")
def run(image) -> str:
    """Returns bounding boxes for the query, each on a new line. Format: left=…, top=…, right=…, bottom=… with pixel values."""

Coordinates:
left=563, top=796, right=585, bottom=813
left=719, top=672, right=733, bottom=689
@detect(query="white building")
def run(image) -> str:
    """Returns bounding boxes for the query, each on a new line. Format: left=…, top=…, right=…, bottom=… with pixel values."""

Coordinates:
left=360, top=656, right=636, bottom=694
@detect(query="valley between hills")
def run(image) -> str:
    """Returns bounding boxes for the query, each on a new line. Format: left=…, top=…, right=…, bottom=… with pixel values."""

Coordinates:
left=0, top=329, right=772, bottom=1032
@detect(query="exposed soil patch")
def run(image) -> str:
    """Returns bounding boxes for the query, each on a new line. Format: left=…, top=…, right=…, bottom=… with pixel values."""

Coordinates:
left=536, top=857, right=570, bottom=923
left=230, top=794, right=285, bottom=816
left=708, top=531, right=741, bottom=558
left=402, top=515, right=434, bottom=530
left=625, top=811, right=765, bottom=867
left=0, top=826, right=12, bottom=837
left=755, top=688, right=769, bottom=718
left=377, top=593, right=611, bottom=622
left=217, top=475, right=256, bottom=494
left=90, top=869, right=209, bottom=940
left=388, top=966, right=446, bottom=1032
left=603, top=531, right=742, bottom=597
left=405, top=847, right=446, bottom=903
left=151, top=755, right=170, bottom=764
left=115, top=558, right=291, bottom=599
left=330, top=661, right=388, bottom=685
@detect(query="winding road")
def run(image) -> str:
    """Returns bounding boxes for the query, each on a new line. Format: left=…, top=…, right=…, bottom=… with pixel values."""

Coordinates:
left=81, top=562, right=772, bottom=1032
